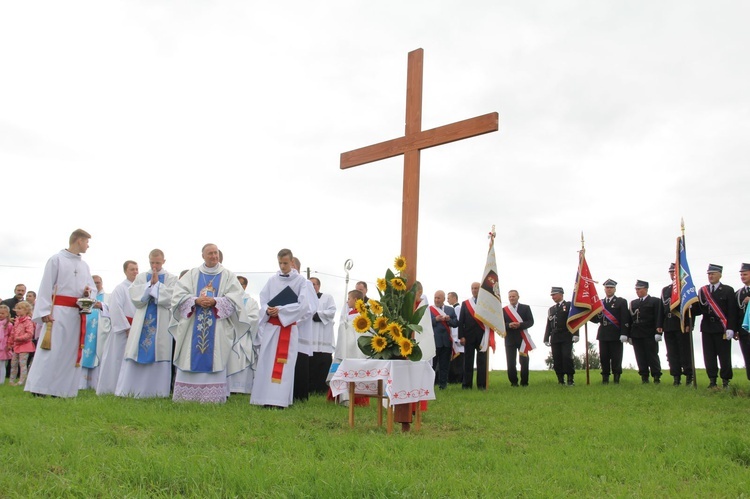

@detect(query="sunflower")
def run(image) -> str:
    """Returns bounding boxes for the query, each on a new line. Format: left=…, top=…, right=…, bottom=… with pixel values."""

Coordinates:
left=376, top=277, right=387, bottom=292
left=393, top=255, right=407, bottom=272
left=388, top=322, right=403, bottom=339
left=369, top=300, right=383, bottom=315
left=353, top=314, right=372, bottom=333
left=371, top=335, right=388, bottom=353
left=390, top=278, right=407, bottom=291
left=373, top=316, right=389, bottom=332
left=355, top=299, right=367, bottom=314
left=398, top=338, right=414, bottom=357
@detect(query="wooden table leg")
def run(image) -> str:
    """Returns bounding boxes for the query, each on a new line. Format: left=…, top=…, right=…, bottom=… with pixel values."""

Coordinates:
left=386, top=401, right=393, bottom=434
left=377, top=380, right=383, bottom=427
left=415, top=401, right=421, bottom=431
left=348, top=382, right=355, bottom=428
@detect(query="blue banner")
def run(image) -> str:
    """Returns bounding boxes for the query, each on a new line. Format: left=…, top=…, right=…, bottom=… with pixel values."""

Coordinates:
left=190, top=272, right=222, bottom=372
left=678, top=236, right=699, bottom=329
left=136, top=274, right=164, bottom=364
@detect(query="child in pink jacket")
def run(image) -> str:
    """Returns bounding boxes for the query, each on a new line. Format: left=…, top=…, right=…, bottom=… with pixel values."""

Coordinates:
left=0, top=305, right=12, bottom=384
left=9, top=301, right=35, bottom=385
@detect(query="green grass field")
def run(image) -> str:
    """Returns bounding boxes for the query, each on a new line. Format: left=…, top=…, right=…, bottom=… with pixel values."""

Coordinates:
left=2, top=370, right=749, bottom=498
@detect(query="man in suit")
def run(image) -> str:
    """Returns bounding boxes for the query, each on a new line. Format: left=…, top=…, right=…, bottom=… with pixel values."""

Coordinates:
left=502, top=289, right=534, bottom=387
left=590, top=279, right=630, bottom=384
left=661, top=264, right=696, bottom=386
left=430, top=290, right=458, bottom=390
left=544, top=287, right=578, bottom=386
left=629, top=280, right=663, bottom=384
left=697, top=264, right=738, bottom=389
left=458, top=282, right=488, bottom=390
left=446, top=291, right=464, bottom=384
left=736, top=263, right=750, bottom=381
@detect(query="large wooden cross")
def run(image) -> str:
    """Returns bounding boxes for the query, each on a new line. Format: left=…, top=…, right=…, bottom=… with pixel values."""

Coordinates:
left=340, top=48, right=498, bottom=283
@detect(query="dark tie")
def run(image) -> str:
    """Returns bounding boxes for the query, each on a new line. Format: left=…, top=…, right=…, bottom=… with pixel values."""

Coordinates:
left=711, top=285, right=715, bottom=293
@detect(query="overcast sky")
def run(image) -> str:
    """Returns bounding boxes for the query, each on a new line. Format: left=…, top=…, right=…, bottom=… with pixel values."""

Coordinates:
left=1, top=1, right=748, bottom=371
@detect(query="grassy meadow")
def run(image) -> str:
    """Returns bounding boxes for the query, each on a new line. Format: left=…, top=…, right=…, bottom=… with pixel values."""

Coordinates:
left=1, top=369, right=750, bottom=498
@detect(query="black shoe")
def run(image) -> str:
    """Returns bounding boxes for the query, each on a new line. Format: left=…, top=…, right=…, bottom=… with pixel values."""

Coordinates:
left=520, top=383, right=529, bottom=387
left=641, top=376, right=650, bottom=384
left=566, top=380, right=575, bottom=386
left=685, top=375, right=693, bottom=386
left=722, top=380, right=730, bottom=390
left=613, top=374, right=621, bottom=384
left=673, top=376, right=681, bottom=386
left=602, top=375, right=610, bottom=385
left=557, top=375, right=565, bottom=385
left=510, top=383, right=519, bottom=387
left=653, top=377, right=660, bottom=385
left=708, top=378, right=718, bottom=389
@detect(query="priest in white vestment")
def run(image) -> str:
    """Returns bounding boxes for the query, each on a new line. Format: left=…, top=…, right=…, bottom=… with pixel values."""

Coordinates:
left=96, top=261, right=138, bottom=395
left=250, top=249, right=317, bottom=408
left=115, top=250, right=177, bottom=398
left=170, top=244, right=250, bottom=403
left=227, top=275, right=260, bottom=394
left=79, top=275, right=111, bottom=390
left=309, top=277, right=337, bottom=394
left=26, top=229, right=97, bottom=398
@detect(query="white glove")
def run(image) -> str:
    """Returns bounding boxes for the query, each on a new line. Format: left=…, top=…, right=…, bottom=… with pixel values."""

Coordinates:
left=655, top=334, right=662, bottom=342
left=726, top=330, right=735, bottom=340
left=619, top=335, right=628, bottom=343
left=544, top=341, right=551, bottom=347
left=572, top=336, right=579, bottom=343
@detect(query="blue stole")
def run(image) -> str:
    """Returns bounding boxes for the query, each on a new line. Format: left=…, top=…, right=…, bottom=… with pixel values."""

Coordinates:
left=81, top=292, right=104, bottom=369
left=137, top=274, right=164, bottom=364
left=191, top=272, right=222, bottom=372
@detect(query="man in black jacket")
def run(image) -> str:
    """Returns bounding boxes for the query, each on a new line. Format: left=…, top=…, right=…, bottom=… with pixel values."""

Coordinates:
left=503, top=289, right=534, bottom=387
left=591, top=279, right=630, bottom=384
left=458, top=282, right=488, bottom=390
left=544, top=287, right=578, bottom=386
left=736, top=263, right=750, bottom=382
left=661, top=264, right=696, bottom=386
left=629, top=280, right=663, bottom=384
left=697, top=264, right=738, bottom=389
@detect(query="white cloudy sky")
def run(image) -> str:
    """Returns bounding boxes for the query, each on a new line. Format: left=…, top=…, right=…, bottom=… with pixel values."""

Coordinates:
left=1, top=1, right=748, bottom=372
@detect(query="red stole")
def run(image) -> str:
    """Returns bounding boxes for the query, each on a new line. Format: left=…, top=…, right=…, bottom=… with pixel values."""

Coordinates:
left=268, top=316, right=296, bottom=383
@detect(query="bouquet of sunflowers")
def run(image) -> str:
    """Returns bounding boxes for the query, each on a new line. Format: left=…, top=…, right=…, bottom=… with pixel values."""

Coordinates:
left=354, top=256, right=426, bottom=361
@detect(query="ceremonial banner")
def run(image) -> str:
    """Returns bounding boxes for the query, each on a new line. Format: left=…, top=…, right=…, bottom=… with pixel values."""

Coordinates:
left=672, top=235, right=699, bottom=332
left=566, top=251, right=603, bottom=333
left=474, top=237, right=507, bottom=347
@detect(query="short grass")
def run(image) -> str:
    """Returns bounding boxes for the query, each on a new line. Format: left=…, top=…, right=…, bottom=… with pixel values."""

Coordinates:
left=2, top=370, right=750, bottom=498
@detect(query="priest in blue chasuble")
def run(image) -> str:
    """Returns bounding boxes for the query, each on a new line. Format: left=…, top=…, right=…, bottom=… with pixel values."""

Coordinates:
left=169, top=243, right=251, bottom=403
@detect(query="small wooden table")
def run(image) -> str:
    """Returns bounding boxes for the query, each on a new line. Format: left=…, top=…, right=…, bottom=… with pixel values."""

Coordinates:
left=330, top=359, right=435, bottom=433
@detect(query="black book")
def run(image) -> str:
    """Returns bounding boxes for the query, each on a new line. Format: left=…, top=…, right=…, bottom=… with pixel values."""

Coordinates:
left=267, top=286, right=298, bottom=307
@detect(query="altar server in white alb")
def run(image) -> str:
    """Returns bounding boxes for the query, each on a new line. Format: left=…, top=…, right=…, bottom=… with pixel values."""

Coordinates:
left=250, top=248, right=317, bottom=408
left=170, top=243, right=251, bottom=403
left=308, top=277, right=337, bottom=394
left=79, top=275, right=111, bottom=390
left=115, top=249, right=177, bottom=398
left=227, top=275, right=260, bottom=394
left=96, top=260, right=138, bottom=395
left=26, top=229, right=98, bottom=398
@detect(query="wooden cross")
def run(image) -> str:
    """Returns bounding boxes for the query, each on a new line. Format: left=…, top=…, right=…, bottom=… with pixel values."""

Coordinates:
left=340, top=48, right=498, bottom=283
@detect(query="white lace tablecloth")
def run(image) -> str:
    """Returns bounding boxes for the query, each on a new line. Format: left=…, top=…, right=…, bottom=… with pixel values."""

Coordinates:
left=330, top=359, right=436, bottom=406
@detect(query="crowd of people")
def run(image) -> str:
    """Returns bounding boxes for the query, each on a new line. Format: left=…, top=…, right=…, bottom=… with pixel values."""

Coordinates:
left=2, top=228, right=749, bottom=407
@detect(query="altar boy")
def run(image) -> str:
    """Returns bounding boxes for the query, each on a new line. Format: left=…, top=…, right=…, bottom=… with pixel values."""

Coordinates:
left=250, top=249, right=317, bottom=408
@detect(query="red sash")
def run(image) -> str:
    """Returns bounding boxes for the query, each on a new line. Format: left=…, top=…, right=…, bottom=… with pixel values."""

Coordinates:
left=465, top=299, right=494, bottom=352
left=54, top=295, right=87, bottom=367
left=268, top=316, right=296, bottom=383
left=601, top=308, right=620, bottom=329
left=503, top=305, right=535, bottom=355
left=701, top=286, right=728, bottom=331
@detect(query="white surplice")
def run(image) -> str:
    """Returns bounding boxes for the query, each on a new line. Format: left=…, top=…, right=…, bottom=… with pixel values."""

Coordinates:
left=96, top=278, right=135, bottom=395
left=250, top=269, right=317, bottom=408
left=227, top=292, right=260, bottom=394
left=25, top=249, right=96, bottom=398
left=311, top=293, right=337, bottom=354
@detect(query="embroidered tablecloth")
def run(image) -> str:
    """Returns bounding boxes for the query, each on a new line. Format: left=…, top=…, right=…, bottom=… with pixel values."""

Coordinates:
left=330, top=359, right=435, bottom=406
